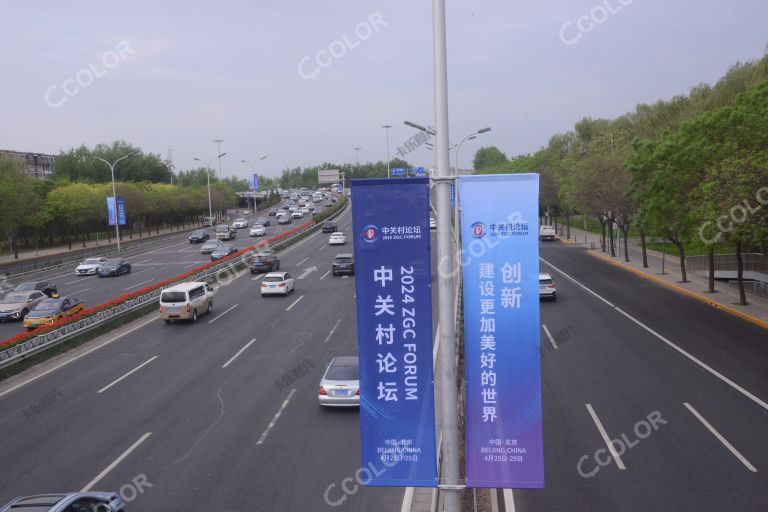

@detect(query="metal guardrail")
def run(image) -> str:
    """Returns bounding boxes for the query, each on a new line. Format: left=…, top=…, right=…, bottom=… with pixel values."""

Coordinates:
left=687, top=253, right=767, bottom=272
left=728, top=279, right=768, bottom=298
left=0, top=198, right=349, bottom=370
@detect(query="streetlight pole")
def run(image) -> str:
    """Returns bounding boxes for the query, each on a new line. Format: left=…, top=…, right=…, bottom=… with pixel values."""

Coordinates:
left=455, top=127, right=490, bottom=175
left=94, top=150, right=140, bottom=253
left=242, top=156, right=268, bottom=214
left=213, top=139, right=224, bottom=180
left=353, top=147, right=362, bottom=167
left=432, top=0, right=461, bottom=510
left=194, top=152, right=226, bottom=224
left=381, top=125, right=392, bottom=178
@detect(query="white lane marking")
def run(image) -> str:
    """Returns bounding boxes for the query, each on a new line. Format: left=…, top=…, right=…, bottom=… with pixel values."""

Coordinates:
left=257, top=388, right=297, bottom=445
left=585, top=403, right=626, bottom=470
left=97, top=356, right=158, bottom=394
left=290, top=342, right=304, bottom=353
left=614, top=307, right=768, bottom=412
left=208, top=304, right=239, bottom=324
left=503, top=489, right=516, bottom=512
left=134, top=258, right=154, bottom=264
left=342, top=275, right=349, bottom=279
left=64, top=276, right=95, bottom=285
left=0, top=316, right=157, bottom=399
left=318, top=245, right=327, bottom=252
left=323, top=319, right=342, bottom=343
left=297, top=257, right=309, bottom=266
left=542, top=324, right=558, bottom=350
left=222, top=338, right=257, bottom=369
left=251, top=274, right=265, bottom=281
left=67, top=288, right=91, bottom=295
left=184, top=262, right=200, bottom=269
left=123, top=279, right=154, bottom=291
left=344, top=226, right=350, bottom=231
left=286, top=295, right=304, bottom=311
left=541, top=257, right=768, bottom=413
left=400, top=487, right=414, bottom=512
left=683, top=402, right=757, bottom=472
left=81, top=432, right=152, bottom=492
left=131, top=267, right=154, bottom=276
left=540, top=257, right=615, bottom=307
left=319, top=270, right=330, bottom=280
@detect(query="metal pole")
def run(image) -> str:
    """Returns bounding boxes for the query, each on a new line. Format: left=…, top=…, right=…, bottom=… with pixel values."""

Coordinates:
left=109, top=163, right=121, bottom=253
left=214, top=139, right=224, bottom=180
left=433, top=0, right=461, bottom=509
left=382, top=125, right=392, bottom=178
left=207, top=167, right=213, bottom=221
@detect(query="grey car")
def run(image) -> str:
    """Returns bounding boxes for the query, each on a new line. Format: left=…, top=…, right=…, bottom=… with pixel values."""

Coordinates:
left=0, top=290, right=46, bottom=322
left=211, top=244, right=237, bottom=261
left=200, top=240, right=220, bottom=254
left=0, top=492, right=125, bottom=512
left=318, top=356, right=359, bottom=407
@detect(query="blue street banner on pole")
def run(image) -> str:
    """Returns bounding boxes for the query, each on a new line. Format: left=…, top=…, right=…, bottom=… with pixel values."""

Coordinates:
left=250, top=173, right=260, bottom=191
left=116, top=196, right=127, bottom=226
left=459, top=173, right=544, bottom=488
left=106, top=197, right=116, bottom=226
left=351, top=177, right=438, bottom=487
left=391, top=167, right=405, bottom=176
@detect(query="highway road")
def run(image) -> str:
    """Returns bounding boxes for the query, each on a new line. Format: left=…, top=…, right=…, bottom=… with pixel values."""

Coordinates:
left=0, top=208, right=765, bottom=511
left=0, top=202, right=330, bottom=340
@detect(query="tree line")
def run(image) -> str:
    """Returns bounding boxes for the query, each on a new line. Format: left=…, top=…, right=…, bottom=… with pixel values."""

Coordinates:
left=473, top=53, right=768, bottom=304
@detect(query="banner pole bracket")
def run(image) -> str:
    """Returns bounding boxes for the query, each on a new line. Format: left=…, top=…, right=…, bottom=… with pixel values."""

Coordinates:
left=438, top=484, right=466, bottom=491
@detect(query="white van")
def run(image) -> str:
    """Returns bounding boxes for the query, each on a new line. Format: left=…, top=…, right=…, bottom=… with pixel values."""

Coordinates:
left=159, top=282, right=214, bottom=323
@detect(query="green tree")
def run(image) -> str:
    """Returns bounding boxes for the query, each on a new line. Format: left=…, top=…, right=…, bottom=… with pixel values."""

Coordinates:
left=0, top=157, right=37, bottom=259
left=472, top=146, right=507, bottom=170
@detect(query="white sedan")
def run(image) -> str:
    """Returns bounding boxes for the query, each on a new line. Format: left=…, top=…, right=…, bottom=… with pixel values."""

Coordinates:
left=260, top=272, right=295, bottom=296
left=291, top=211, right=304, bottom=219
left=75, top=257, right=108, bottom=276
left=328, top=232, right=347, bottom=245
left=249, top=225, right=266, bottom=237
left=232, top=218, right=249, bottom=229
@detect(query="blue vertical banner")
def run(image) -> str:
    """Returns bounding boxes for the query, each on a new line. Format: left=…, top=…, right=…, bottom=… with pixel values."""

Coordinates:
left=107, top=196, right=116, bottom=226
left=459, top=173, right=544, bottom=488
left=250, top=173, right=260, bottom=191
left=116, top=196, right=127, bottom=226
left=352, top=177, right=438, bottom=487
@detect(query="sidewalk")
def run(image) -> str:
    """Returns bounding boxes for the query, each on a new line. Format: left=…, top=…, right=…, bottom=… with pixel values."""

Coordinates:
left=557, top=226, right=768, bottom=328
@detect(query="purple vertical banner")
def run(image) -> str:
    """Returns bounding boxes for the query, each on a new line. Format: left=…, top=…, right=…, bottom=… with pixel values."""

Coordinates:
left=459, top=173, right=544, bottom=488
left=351, top=177, right=438, bottom=487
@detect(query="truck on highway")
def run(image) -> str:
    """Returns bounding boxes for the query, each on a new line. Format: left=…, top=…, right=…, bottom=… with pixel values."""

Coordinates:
left=539, top=225, right=556, bottom=241
left=216, top=224, right=236, bottom=241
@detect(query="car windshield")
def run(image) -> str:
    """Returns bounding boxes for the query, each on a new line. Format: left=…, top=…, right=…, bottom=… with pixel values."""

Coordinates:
left=192, top=230, right=204, bottom=236
left=161, top=291, right=187, bottom=303
left=216, top=225, right=229, bottom=232
left=540, top=278, right=554, bottom=285
left=103, top=260, right=121, bottom=267
left=34, top=299, right=63, bottom=312
left=335, top=257, right=352, bottom=264
left=1, top=293, right=28, bottom=303
left=263, top=276, right=283, bottom=283
left=82, top=258, right=101, bottom=265
left=326, top=364, right=359, bottom=381
left=14, top=283, right=41, bottom=291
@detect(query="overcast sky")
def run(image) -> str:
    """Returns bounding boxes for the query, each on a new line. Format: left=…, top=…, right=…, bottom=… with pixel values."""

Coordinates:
left=2, top=0, right=767, bottom=180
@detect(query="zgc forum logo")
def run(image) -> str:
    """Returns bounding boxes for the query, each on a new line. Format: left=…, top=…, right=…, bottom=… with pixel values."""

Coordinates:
left=471, top=222, right=485, bottom=238
left=361, top=225, right=379, bottom=243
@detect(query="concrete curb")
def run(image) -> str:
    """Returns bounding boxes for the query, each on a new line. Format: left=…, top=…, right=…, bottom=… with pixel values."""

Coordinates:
left=587, top=250, right=768, bottom=331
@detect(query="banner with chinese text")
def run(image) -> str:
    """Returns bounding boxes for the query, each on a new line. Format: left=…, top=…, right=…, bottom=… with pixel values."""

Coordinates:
left=459, top=173, right=544, bottom=488
left=351, top=177, right=438, bottom=487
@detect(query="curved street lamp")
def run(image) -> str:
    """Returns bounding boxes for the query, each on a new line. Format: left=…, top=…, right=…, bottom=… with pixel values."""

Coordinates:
left=193, top=152, right=226, bottom=223
left=94, top=150, right=140, bottom=253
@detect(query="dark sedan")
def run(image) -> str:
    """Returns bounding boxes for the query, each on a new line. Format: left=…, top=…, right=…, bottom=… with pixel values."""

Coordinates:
left=211, top=244, right=238, bottom=261
left=322, top=221, right=338, bottom=233
left=249, top=252, right=280, bottom=273
left=98, top=258, right=131, bottom=277
left=332, top=254, right=355, bottom=276
left=188, top=229, right=210, bottom=243
left=255, top=218, right=271, bottom=227
left=13, top=281, right=58, bottom=298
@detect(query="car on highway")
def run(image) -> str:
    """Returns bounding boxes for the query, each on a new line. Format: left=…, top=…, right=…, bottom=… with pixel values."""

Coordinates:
left=250, top=252, right=280, bottom=273
left=255, top=217, right=271, bottom=227
left=319, top=356, right=360, bottom=407
left=268, top=209, right=277, bottom=216
left=300, top=207, right=310, bottom=215
left=0, top=492, right=125, bottom=512
left=260, top=271, right=295, bottom=296
left=159, top=282, right=214, bottom=323
left=97, top=258, right=131, bottom=277
left=202, top=216, right=214, bottom=227
left=322, top=221, right=337, bottom=233
left=288, top=205, right=297, bottom=212
left=233, top=218, right=249, bottom=229
left=539, top=225, right=556, bottom=241
left=332, top=253, right=354, bottom=276
left=539, top=273, right=557, bottom=301
left=14, top=281, right=58, bottom=298
left=277, top=214, right=292, bottom=225
left=324, top=200, right=333, bottom=207
left=307, top=203, right=315, bottom=211
left=215, top=224, right=236, bottom=241
left=188, top=229, right=210, bottom=243
left=328, top=232, right=347, bottom=245
left=200, top=239, right=220, bottom=254
left=211, top=243, right=238, bottom=261
left=281, top=204, right=290, bottom=210
left=75, top=257, right=108, bottom=276
left=291, top=211, right=304, bottom=219
left=429, top=217, right=437, bottom=229
left=0, top=290, right=47, bottom=322
left=23, top=296, right=85, bottom=330
left=249, top=224, right=266, bottom=237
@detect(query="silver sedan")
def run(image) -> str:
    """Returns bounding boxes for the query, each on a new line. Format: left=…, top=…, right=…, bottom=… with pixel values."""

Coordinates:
left=318, top=356, right=359, bottom=407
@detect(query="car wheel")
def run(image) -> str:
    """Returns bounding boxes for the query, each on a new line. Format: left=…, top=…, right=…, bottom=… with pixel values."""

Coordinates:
left=192, top=309, right=198, bottom=322
left=164, top=319, right=172, bottom=324
left=552, top=295, right=557, bottom=302
left=21, top=308, right=28, bottom=319
left=208, top=301, right=213, bottom=313
left=276, top=262, right=280, bottom=270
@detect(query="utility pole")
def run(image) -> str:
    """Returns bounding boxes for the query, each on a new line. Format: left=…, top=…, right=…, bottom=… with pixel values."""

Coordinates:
left=353, top=147, right=362, bottom=167
left=432, top=1, right=461, bottom=510
left=214, top=139, right=224, bottom=180
left=382, top=125, right=392, bottom=178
